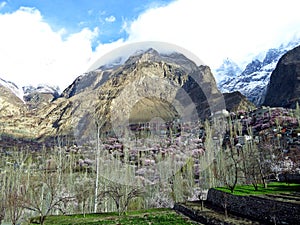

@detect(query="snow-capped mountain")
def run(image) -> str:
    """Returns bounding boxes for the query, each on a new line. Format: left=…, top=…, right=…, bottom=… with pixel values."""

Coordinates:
left=217, top=38, right=300, bottom=106
left=0, top=77, right=61, bottom=102
left=214, top=58, right=242, bottom=83
left=22, top=84, right=61, bottom=109
left=0, top=76, right=61, bottom=110
left=23, top=84, right=60, bottom=97
left=0, top=77, right=24, bottom=101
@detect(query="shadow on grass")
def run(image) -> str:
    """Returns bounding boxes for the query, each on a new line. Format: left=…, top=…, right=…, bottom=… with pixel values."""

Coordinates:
left=30, top=208, right=196, bottom=225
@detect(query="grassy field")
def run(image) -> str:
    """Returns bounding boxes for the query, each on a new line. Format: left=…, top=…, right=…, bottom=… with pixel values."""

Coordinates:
left=215, top=182, right=300, bottom=196
left=28, top=208, right=197, bottom=225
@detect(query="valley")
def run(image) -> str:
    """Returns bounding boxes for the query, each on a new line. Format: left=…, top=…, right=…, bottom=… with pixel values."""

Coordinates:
left=0, top=44, right=300, bottom=224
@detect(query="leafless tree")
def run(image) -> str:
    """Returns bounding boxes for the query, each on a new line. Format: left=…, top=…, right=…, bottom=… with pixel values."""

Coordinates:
left=5, top=189, right=23, bottom=225
left=99, top=180, right=144, bottom=215
left=21, top=172, right=74, bottom=225
left=74, top=176, right=94, bottom=217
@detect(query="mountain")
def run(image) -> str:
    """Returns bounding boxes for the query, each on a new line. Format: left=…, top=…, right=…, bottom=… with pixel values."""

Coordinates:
left=0, top=79, right=62, bottom=140
left=0, top=77, right=60, bottom=110
left=218, top=38, right=300, bottom=105
left=0, top=78, right=24, bottom=101
left=41, top=48, right=225, bottom=139
left=223, top=91, right=256, bottom=112
left=263, top=45, right=300, bottom=108
left=214, top=58, right=242, bottom=83
left=0, top=78, right=25, bottom=117
left=23, top=84, right=60, bottom=109
left=0, top=48, right=231, bottom=143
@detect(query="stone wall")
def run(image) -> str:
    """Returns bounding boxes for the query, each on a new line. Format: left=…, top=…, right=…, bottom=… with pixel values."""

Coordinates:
left=174, top=203, right=232, bottom=225
left=206, top=188, right=300, bottom=225
left=278, top=173, right=300, bottom=183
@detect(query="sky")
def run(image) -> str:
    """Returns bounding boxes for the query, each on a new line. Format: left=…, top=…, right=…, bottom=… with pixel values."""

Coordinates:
left=0, top=0, right=300, bottom=90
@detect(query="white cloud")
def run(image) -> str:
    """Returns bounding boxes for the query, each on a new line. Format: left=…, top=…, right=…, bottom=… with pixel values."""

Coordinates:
left=105, top=15, right=116, bottom=23
left=0, top=1, right=6, bottom=10
left=125, top=0, right=300, bottom=69
left=0, top=7, right=98, bottom=90
left=1, top=0, right=300, bottom=90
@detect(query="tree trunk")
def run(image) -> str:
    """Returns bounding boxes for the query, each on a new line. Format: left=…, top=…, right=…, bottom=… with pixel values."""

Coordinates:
left=94, top=124, right=100, bottom=213
left=40, top=215, right=46, bottom=225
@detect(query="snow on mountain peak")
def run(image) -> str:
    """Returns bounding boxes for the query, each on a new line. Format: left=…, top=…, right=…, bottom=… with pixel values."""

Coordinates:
left=217, top=38, right=300, bottom=106
left=214, top=58, right=242, bottom=83
left=0, top=77, right=24, bottom=101
left=0, top=77, right=61, bottom=103
left=23, top=84, right=60, bottom=96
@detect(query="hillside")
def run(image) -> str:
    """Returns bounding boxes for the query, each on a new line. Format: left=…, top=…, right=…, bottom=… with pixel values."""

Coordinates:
left=264, top=45, right=300, bottom=108
left=0, top=48, right=230, bottom=143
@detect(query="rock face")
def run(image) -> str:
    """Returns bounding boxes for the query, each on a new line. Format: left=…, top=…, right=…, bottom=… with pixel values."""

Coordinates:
left=47, top=48, right=225, bottom=139
left=1, top=48, right=228, bottom=142
left=263, top=45, right=300, bottom=108
left=223, top=91, right=255, bottom=112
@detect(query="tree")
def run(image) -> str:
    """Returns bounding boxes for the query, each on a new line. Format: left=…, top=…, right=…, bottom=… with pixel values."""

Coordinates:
left=213, top=119, right=240, bottom=193
left=170, top=159, right=195, bottom=203
left=0, top=201, right=5, bottom=225
left=21, top=172, right=74, bottom=225
left=99, top=180, right=144, bottom=215
left=223, top=146, right=240, bottom=193
left=295, top=101, right=300, bottom=123
left=74, top=175, right=94, bottom=217
left=240, top=142, right=261, bottom=190
left=5, top=189, right=23, bottom=225
left=2, top=148, right=31, bottom=225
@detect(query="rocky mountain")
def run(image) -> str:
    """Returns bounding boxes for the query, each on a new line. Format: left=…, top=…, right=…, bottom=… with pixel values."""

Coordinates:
left=0, top=78, right=24, bottom=101
left=41, top=48, right=225, bottom=139
left=223, top=91, right=255, bottom=112
left=1, top=48, right=233, bottom=143
left=217, top=38, right=300, bottom=105
left=0, top=78, right=60, bottom=109
left=263, top=45, right=300, bottom=108
left=23, top=84, right=60, bottom=110
left=0, top=78, right=25, bottom=117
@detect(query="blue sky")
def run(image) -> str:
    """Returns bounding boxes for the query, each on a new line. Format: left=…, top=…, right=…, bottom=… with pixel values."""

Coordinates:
left=0, top=0, right=300, bottom=90
left=2, top=0, right=174, bottom=47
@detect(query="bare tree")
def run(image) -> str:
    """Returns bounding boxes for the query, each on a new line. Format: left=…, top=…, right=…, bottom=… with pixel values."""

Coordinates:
left=239, top=141, right=261, bottom=190
left=1, top=148, right=31, bottom=225
left=21, top=172, right=74, bottom=225
left=74, top=176, right=94, bottom=217
left=5, top=189, right=23, bottom=225
left=99, top=180, right=144, bottom=215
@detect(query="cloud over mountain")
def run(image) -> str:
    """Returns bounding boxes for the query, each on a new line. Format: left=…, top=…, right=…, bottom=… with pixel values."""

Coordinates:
left=1, top=0, right=300, bottom=90
left=0, top=7, right=98, bottom=89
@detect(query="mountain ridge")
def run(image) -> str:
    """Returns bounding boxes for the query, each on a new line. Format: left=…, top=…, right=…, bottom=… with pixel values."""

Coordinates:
left=217, top=38, right=300, bottom=105
left=1, top=48, right=240, bottom=143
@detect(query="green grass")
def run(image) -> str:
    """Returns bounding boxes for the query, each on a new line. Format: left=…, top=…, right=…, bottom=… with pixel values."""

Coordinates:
left=215, top=182, right=300, bottom=196
left=30, top=208, right=197, bottom=225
